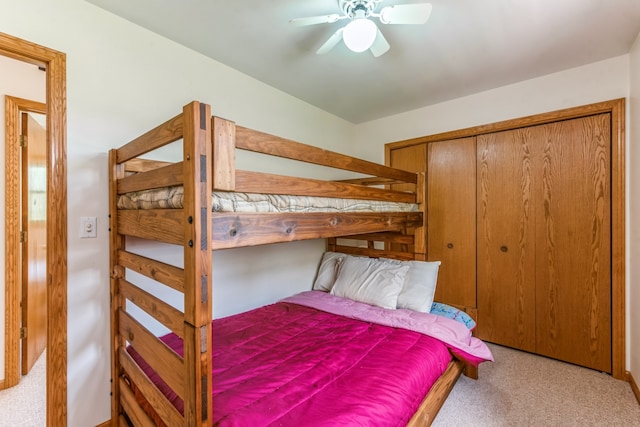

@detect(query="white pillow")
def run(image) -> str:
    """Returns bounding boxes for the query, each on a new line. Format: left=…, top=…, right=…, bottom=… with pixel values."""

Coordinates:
left=383, top=258, right=441, bottom=313
left=330, top=255, right=409, bottom=309
left=312, top=251, right=345, bottom=292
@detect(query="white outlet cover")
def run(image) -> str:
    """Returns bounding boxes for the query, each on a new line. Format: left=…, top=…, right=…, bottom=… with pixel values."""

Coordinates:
left=80, top=216, right=97, bottom=238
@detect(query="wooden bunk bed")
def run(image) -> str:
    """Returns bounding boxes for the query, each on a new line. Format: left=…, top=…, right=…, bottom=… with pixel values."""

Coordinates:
left=109, top=101, right=485, bottom=427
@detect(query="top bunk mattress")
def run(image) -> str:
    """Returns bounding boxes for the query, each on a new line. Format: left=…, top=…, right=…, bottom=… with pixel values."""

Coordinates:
left=117, top=186, right=419, bottom=213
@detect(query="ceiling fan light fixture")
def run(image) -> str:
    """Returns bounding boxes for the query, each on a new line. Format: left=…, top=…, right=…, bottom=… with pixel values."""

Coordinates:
left=343, top=18, right=377, bottom=52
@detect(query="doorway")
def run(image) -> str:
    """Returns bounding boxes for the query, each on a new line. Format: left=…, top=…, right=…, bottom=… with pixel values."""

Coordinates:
left=4, top=98, right=48, bottom=382
left=0, top=32, right=67, bottom=426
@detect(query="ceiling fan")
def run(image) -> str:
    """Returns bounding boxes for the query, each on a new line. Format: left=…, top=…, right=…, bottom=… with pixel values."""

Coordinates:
left=290, top=0, right=432, bottom=57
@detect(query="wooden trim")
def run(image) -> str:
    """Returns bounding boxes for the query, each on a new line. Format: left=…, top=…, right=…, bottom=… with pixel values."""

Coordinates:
left=4, top=96, right=45, bottom=390
left=629, top=371, right=640, bottom=405
left=387, top=98, right=628, bottom=148
left=609, top=99, right=626, bottom=380
left=95, top=420, right=111, bottom=427
left=387, top=98, right=626, bottom=379
left=0, top=32, right=67, bottom=426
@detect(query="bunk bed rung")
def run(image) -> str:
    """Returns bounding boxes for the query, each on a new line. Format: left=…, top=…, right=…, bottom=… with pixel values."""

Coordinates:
left=118, top=250, right=185, bottom=293
left=117, top=113, right=184, bottom=163
left=119, top=376, right=156, bottom=427
left=118, top=161, right=184, bottom=194
left=336, top=177, right=401, bottom=186
left=235, top=125, right=417, bottom=183
left=333, top=244, right=416, bottom=261
left=120, top=279, right=184, bottom=339
left=211, top=212, right=423, bottom=250
left=124, top=158, right=173, bottom=174
left=119, top=309, right=185, bottom=400
left=118, top=209, right=184, bottom=245
left=343, top=231, right=415, bottom=244
left=234, top=170, right=417, bottom=203
left=120, top=348, right=184, bottom=427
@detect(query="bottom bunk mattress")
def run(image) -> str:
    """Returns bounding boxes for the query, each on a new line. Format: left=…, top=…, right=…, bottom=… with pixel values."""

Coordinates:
left=127, top=291, right=492, bottom=426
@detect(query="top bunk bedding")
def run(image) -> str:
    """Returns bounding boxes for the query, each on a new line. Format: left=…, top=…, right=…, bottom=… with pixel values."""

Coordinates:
left=116, top=187, right=419, bottom=213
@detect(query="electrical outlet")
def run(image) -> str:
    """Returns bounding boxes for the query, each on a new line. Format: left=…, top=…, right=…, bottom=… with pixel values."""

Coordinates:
left=80, top=216, right=97, bottom=238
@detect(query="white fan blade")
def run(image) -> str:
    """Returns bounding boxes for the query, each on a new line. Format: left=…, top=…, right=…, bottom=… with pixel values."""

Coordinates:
left=370, top=28, right=390, bottom=57
left=290, top=14, right=341, bottom=26
left=316, top=28, right=344, bottom=55
left=379, top=3, right=432, bottom=25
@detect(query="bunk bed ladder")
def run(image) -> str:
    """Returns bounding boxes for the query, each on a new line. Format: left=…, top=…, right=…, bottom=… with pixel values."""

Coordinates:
left=109, top=101, right=213, bottom=426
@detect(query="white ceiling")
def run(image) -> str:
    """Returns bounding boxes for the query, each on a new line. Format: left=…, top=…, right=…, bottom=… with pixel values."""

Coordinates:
left=86, top=0, right=640, bottom=124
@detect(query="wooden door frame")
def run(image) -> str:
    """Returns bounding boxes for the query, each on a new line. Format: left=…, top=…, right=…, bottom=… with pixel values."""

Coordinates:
left=386, top=98, right=626, bottom=380
left=5, top=95, right=47, bottom=382
left=0, top=32, right=67, bottom=426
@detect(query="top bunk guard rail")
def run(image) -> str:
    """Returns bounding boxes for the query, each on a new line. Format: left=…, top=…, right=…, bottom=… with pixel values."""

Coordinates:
left=234, top=125, right=417, bottom=183
left=115, top=112, right=184, bottom=163
left=213, top=117, right=419, bottom=201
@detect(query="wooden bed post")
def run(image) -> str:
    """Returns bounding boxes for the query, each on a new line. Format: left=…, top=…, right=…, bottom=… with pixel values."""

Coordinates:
left=211, top=116, right=236, bottom=191
left=182, top=101, right=213, bottom=426
left=109, top=150, right=126, bottom=424
left=414, top=171, right=427, bottom=261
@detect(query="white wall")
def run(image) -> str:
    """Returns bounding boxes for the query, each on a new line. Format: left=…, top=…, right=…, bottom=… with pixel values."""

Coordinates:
left=629, top=32, right=640, bottom=387
left=0, top=56, right=46, bottom=381
left=353, top=54, right=633, bottom=369
left=0, top=0, right=353, bottom=425
left=353, top=55, right=630, bottom=162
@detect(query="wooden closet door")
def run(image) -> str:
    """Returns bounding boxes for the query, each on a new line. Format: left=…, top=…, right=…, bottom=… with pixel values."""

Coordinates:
left=428, top=138, right=476, bottom=309
left=476, top=129, right=536, bottom=351
left=534, top=114, right=611, bottom=372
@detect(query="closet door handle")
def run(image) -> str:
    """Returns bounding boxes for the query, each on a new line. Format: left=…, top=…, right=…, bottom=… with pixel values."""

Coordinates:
left=500, top=245, right=508, bottom=252
left=447, top=243, right=454, bottom=249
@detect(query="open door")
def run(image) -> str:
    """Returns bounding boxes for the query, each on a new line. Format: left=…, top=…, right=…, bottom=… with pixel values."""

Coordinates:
left=21, top=112, right=47, bottom=375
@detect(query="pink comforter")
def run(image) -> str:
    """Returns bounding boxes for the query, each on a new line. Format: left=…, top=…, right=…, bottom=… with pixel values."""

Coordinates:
left=130, top=292, right=493, bottom=426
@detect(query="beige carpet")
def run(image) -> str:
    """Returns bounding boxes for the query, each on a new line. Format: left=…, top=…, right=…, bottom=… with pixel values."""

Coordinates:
left=0, top=350, right=46, bottom=427
left=433, top=344, right=640, bottom=426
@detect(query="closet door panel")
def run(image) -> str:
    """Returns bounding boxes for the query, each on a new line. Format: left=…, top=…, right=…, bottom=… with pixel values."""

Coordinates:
left=534, top=114, right=611, bottom=372
left=428, top=138, right=476, bottom=309
left=476, top=129, right=536, bottom=351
